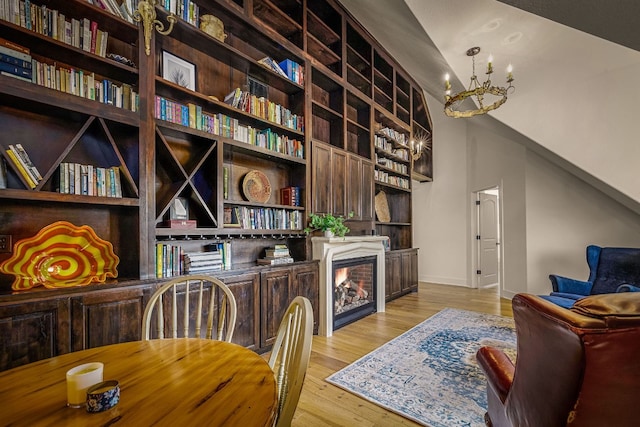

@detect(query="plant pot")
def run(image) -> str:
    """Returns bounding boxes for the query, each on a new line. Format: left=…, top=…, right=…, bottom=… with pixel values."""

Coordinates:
left=324, top=230, right=334, bottom=238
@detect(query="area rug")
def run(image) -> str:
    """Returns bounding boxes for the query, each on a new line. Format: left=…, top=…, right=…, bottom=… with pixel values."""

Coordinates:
left=326, top=308, right=516, bottom=427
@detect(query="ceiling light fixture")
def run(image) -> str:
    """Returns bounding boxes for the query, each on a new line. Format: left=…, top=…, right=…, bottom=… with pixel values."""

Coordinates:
left=444, top=47, right=514, bottom=118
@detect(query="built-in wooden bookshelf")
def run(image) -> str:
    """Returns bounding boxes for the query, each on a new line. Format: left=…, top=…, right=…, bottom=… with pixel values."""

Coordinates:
left=0, top=0, right=431, bottom=369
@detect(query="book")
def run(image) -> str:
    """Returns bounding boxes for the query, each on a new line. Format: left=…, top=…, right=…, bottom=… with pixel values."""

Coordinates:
left=0, top=61, right=31, bottom=79
left=265, top=249, right=290, bottom=258
left=0, top=45, right=31, bottom=62
left=257, top=256, right=294, bottom=265
left=0, top=38, right=29, bottom=55
left=5, top=148, right=36, bottom=189
left=257, top=56, right=288, bottom=78
left=0, top=71, right=31, bottom=82
left=163, top=219, right=197, bottom=229
left=9, top=144, right=40, bottom=184
left=0, top=157, right=7, bottom=189
left=0, top=52, right=32, bottom=69
left=223, top=166, right=229, bottom=199
left=14, top=144, right=42, bottom=182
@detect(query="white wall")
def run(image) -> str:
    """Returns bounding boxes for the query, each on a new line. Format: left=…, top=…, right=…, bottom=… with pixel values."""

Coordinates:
left=412, top=99, right=468, bottom=286
left=414, top=94, right=640, bottom=297
left=525, top=152, right=640, bottom=295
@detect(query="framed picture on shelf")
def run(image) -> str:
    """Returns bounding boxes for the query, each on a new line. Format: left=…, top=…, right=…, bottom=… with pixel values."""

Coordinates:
left=162, top=51, right=196, bottom=91
left=169, top=197, right=189, bottom=220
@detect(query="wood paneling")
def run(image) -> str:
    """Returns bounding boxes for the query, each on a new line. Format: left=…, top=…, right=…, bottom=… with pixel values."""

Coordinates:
left=70, top=288, right=145, bottom=351
left=0, top=298, right=70, bottom=371
left=221, top=273, right=261, bottom=350
left=260, top=268, right=293, bottom=348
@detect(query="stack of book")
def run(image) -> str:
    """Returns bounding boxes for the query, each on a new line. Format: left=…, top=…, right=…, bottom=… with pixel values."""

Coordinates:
left=257, top=244, right=294, bottom=265
left=0, top=38, right=32, bottom=82
left=5, top=143, right=41, bottom=189
left=183, top=251, right=223, bottom=273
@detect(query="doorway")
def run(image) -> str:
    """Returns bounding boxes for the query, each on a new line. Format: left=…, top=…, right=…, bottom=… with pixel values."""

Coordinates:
left=473, top=188, right=501, bottom=289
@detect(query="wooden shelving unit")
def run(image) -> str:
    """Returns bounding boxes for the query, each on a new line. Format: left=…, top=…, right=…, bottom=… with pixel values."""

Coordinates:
left=0, top=0, right=432, bottom=369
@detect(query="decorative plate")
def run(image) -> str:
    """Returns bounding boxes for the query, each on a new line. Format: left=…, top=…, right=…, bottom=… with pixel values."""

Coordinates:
left=242, top=170, right=271, bottom=203
left=0, top=221, right=119, bottom=291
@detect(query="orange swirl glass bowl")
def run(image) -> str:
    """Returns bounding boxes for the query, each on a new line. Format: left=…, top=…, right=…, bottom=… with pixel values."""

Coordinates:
left=0, top=221, right=119, bottom=291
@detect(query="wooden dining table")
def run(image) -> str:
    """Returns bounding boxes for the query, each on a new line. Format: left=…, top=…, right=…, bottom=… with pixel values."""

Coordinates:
left=0, top=339, right=277, bottom=426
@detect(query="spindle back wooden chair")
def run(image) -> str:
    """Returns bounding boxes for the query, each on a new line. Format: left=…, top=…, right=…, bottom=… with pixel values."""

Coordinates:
left=268, top=296, right=313, bottom=427
left=142, top=275, right=237, bottom=342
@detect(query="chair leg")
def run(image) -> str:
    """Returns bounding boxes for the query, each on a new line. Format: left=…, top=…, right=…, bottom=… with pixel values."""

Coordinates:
left=484, top=412, right=493, bottom=427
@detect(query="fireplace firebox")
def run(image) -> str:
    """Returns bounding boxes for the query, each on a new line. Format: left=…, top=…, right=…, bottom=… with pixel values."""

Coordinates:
left=332, top=255, right=377, bottom=330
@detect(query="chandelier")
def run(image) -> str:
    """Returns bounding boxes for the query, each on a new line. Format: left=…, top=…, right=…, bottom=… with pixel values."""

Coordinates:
left=444, top=47, right=514, bottom=118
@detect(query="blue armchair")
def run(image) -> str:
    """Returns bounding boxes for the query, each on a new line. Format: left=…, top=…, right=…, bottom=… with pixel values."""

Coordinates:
left=541, top=245, right=640, bottom=308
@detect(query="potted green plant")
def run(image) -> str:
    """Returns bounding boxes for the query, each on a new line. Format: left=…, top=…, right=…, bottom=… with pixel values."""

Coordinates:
left=304, top=212, right=354, bottom=237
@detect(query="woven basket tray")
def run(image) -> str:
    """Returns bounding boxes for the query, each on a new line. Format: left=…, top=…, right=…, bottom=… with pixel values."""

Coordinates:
left=375, top=191, right=391, bottom=222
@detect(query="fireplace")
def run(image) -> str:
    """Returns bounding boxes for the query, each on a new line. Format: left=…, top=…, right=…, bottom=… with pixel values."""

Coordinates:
left=333, top=255, right=377, bottom=330
left=311, top=236, right=387, bottom=336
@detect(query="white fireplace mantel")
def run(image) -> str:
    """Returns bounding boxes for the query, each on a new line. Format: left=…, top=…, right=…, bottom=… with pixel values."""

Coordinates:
left=311, top=236, right=387, bottom=336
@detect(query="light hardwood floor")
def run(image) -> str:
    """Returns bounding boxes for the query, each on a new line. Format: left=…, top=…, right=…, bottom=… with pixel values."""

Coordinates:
left=292, top=282, right=514, bottom=426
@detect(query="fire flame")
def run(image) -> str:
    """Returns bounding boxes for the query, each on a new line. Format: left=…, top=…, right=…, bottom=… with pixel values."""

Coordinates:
left=335, top=267, right=348, bottom=288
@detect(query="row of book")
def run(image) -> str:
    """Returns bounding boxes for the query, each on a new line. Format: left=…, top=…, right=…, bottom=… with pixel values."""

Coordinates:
left=224, top=206, right=303, bottom=230
left=257, top=57, right=304, bottom=85
left=374, top=169, right=410, bottom=189
left=57, top=162, right=123, bottom=198
left=4, top=143, right=41, bottom=189
left=375, top=153, right=409, bottom=175
left=375, top=124, right=409, bottom=146
left=87, top=0, right=137, bottom=25
left=32, top=59, right=138, bottom=110
left=280, top=186, right=301, bottom=207
left=257, top=244, right=294, bottom=265
left=155, top=241, right=232, bottom=278
left=154, top=96, right=304, bottom=158
left=1, top=2, right=111, bottom=57
left=0, top=37, right=138, bottom=111
left=374, top=135, right=410, bottom=161
left=223, top=87, right=304, bottom=133
left=158, top=0, right=200, bottom=27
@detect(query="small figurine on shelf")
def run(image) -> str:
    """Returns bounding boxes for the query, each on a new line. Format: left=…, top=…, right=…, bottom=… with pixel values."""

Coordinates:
left=304, top=212, right=353, bottom=238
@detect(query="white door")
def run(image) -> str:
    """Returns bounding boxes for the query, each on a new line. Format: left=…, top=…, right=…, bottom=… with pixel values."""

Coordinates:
left=478, top=192, right=499, bottom=287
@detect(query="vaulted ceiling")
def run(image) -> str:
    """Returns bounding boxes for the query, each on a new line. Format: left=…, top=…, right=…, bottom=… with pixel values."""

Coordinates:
left=338, top=0, right=640, bottom=213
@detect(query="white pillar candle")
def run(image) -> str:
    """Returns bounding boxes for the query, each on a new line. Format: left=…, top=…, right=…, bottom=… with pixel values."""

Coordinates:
left=66, top=362, right=104, bottom=408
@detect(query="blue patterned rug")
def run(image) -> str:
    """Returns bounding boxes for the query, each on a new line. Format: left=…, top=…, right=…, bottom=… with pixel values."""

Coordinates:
left=326, top=308, right=516, bottom=427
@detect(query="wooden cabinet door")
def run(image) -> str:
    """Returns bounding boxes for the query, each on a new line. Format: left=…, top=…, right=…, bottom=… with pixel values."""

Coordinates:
left=401, top=251, right=413, bottom=292
left=347, top=155, right=362, bottom=219
left=292, top=263, right=319, bottom=334
left=409, top=249, right=419, bottom=292
left=312, top=142, right=332, bottom=214
left=260, top=268, right=293, bottom=348
left=385, top=252, right=402, bottom=300
left=361, top=159, right=374, bottom=221
left=71, top=288, right=145, bottom=351
left=332, top=149, right=348, bottom=217
left=0, top=298, right=70, bottom=371
left=221, top=273, right=260, bottom=351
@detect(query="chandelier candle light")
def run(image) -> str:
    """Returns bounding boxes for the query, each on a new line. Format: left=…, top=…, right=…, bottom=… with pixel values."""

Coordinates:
left=444, top=47, right=514, bottom=118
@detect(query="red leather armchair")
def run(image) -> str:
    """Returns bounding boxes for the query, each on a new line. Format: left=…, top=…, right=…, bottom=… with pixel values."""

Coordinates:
left=476, top=292, right=640, bottom=427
